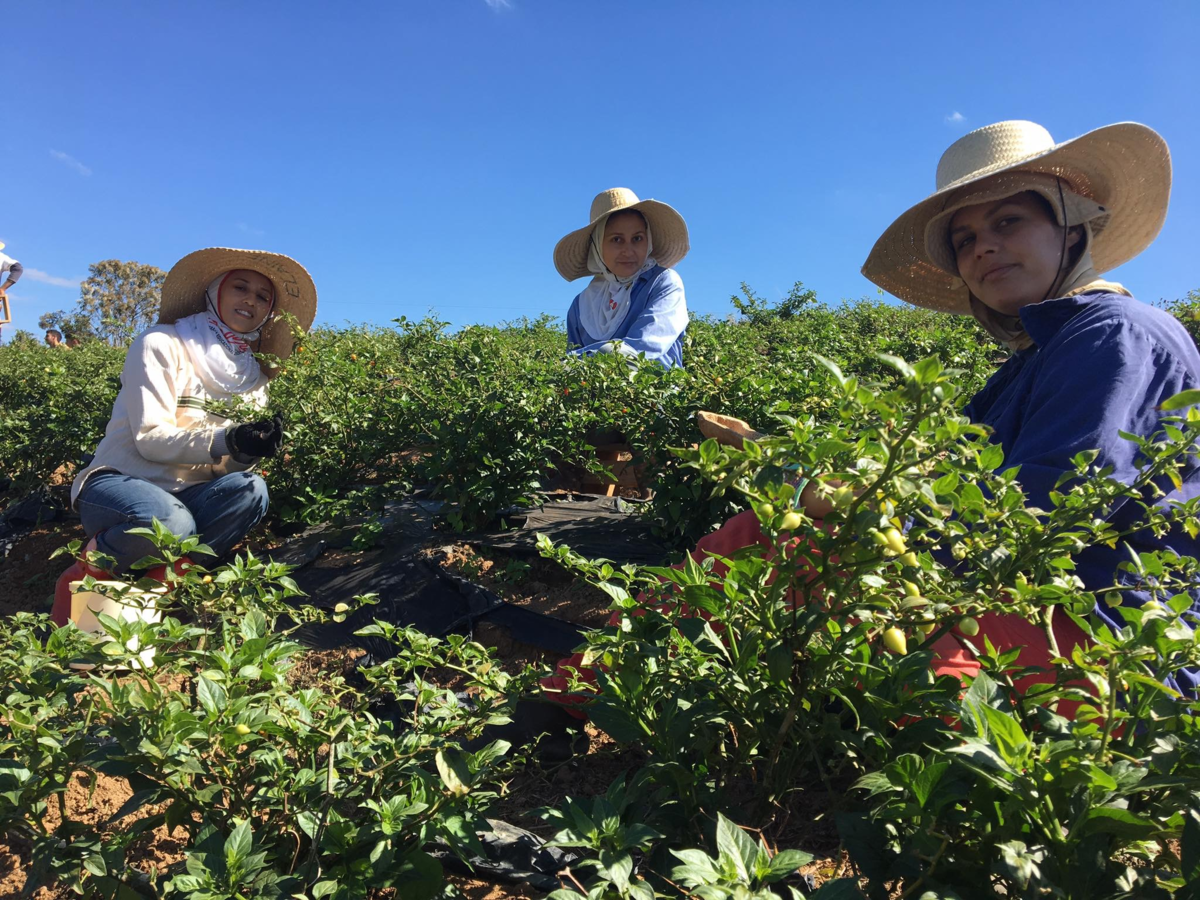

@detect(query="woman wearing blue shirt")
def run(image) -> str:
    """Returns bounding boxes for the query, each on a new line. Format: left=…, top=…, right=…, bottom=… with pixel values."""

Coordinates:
left=536, top=120, right=1199, bottom=723
left=856, top=118, right=1200, bottom=696
left=555, top=188, right=690, bottom=368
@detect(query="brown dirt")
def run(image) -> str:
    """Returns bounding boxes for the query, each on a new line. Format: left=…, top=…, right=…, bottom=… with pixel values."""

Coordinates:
left=287, top=645, right=366, bottom=691
left=428, top=543, right=615, bottom=682
left=1, top=780, right=555, bottom=898
left=0, top=769, right=190, bottom=899
left=430, top=543, right=612, bottom=629
left=445, top=874, right=543, bottom=899
left=0, top=520, right=86, bottom=618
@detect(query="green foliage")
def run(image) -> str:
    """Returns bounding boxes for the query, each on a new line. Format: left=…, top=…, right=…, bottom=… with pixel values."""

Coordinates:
left=5, top=286, right=1199, bottom=538
left=668, top=814, right=813, bottom=900
left=5, top=287, right=1200, bottom=897
left=0, top=292, right=1005, bottom=541
left=1159, top=289, right=1200, bottom=349
left=731, top=281, right=820, bottom=326
left=0, top=339, right=124, bottom=495
left=538, top=352, right=1200, bottom=897
left=38, top=308, right=95, bottom=341
left=538, top=773, right=664, bottom=900
left=3, top=328, right=40, bottom=349
left=5, top=527, right=524, bottom=899
left=230, top=296, right=1003, bottom=540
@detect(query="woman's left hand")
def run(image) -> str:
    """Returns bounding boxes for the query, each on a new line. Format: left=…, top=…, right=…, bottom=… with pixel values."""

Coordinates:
left=228, top=414, right=285, bottom=459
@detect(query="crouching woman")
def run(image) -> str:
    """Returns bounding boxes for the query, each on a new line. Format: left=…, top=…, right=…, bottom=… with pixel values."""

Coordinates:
left=53, top=248, right=317, bottom=625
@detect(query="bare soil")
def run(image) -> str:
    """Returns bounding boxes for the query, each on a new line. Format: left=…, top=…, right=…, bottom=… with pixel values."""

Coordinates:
left=0, top=769, right=190, bottom=899
left=0, top=520, right=86, bottom=618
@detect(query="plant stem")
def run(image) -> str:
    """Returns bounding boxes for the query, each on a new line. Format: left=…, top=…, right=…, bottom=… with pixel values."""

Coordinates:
left=1097, top=656, right=1120, bottom=762
left=1040, top=604, right=1061, bottom=661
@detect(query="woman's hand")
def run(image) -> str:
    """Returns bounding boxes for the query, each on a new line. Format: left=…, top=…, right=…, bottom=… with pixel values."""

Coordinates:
left=227, top=414, right=284, bottom=459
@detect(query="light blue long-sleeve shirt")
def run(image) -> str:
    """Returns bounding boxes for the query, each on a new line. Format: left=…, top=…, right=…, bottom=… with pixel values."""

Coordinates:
left=566, top=265, right=688, bottom=369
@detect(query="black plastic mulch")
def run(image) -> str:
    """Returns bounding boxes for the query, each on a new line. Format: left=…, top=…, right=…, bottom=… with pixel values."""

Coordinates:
left=0, top=486, right=66, bottom=559
left=467, top=495, right=669, bottom=566
left=431, top=818, right=578, bottom=892
left=277, top=493, right=601, bottom=658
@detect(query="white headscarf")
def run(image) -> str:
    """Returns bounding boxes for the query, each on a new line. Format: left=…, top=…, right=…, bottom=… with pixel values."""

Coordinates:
left=173, top=272, right=271, bottom=397
left=577, top=215, right=657, bottom=341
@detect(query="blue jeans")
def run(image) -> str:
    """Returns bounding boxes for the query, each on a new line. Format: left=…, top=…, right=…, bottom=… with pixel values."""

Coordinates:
left=77, top=471, right=269, bottom=572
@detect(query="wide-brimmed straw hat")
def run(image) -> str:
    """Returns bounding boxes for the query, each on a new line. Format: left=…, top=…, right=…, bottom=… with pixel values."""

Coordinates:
left=862, top=120, right=1171, bottom=313
left=159, top=248, right=318, bottom=365
left=554, top=188, right=690, bottom=281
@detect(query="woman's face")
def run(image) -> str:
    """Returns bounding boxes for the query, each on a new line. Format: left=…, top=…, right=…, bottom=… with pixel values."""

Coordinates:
left=949, top=192, right=1081, bottom=317
left=217, top=269, right=274, bottom=334
left=601, top=211, right=650, bottom=279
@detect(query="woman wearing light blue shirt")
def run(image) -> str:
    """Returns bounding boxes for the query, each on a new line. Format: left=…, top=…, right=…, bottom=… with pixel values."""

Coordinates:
left=554, top=188, right=690, bottom=369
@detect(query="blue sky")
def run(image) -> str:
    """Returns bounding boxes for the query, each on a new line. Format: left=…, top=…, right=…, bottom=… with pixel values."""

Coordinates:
left=3, top=1, right=1197, bottom=340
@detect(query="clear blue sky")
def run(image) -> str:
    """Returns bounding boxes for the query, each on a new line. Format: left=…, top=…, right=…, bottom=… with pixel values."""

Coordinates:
left=3, top=1, right=1197, bottom=340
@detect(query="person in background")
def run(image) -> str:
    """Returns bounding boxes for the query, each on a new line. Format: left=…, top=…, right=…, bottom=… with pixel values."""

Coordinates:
left=0, top=242, right=22, bottom=329
left=44, top=329, right=64, bottom=348
left=556, top=188, right=690, bottom=369
left=52, top=247, right=318, bottom=626
left=65, top=333, right=82, bottom=349
left=0, top=242, right=23, bottom=300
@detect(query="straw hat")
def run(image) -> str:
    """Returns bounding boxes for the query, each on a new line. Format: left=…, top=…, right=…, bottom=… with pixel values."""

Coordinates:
left=862, top=121, right=1171, bottom=313
left=554, top=188, right=690, bottom=281
left=159, top=248, right=317, bottom=365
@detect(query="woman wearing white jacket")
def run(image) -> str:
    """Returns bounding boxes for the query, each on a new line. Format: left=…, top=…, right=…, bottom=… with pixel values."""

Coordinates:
left=53, top=248, right=317, bottom=621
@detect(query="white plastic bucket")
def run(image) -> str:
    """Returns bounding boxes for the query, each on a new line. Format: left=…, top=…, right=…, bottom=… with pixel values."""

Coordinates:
left=68, top=580, right=165, bottom=670
left=68, top=580, right=164, bottom=632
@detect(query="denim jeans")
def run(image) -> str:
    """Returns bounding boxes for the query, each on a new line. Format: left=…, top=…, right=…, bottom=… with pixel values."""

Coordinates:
left=76, top=471, right=269, bottom=572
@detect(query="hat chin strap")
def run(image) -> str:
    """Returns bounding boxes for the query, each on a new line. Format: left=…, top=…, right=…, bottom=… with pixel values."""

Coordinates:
left=969, top=223, right=1129, bottom=351
left=969, top=295, right=1036, bottom=352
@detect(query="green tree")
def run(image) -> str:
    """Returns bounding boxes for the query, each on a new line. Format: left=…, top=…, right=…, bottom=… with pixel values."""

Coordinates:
left=1159, top=287, right=1200, bottom=349
left=75, top=259, right=166, bottom=346
left=37, top=309, right=95, bottom=341
left=730, top=280, right=819, bottom=326
left=4, top=328, right=39, bottom=349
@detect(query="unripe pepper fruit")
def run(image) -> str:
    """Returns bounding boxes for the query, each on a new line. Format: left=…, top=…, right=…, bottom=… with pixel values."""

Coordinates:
left=882, top=627, right=908, bottom=655
left=779, top=511, right=803, bottom=532
left=883, top=528, right=907, bottom=555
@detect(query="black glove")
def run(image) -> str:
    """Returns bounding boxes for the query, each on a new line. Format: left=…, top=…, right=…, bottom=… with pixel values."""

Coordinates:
left=226, top=414, right=284, bottom=459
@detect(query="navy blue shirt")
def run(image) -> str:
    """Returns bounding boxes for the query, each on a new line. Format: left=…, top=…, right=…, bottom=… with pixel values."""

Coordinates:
left=964, top=291, right=1200, bottom=693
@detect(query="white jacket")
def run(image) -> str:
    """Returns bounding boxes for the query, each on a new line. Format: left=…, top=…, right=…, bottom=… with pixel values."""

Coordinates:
left=71, top=325, right=268, bottom=506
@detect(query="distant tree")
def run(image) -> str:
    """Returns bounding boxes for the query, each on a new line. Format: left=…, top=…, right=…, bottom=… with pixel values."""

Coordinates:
left=75, top=260, right=166, bottom=346
left=1160, top=287, right=1200, bottom=350
left=5, top=329, right=39, bottom=349
left=38, top=309, right=96, bottom=341
left=731, top=281, right=819, bottom=326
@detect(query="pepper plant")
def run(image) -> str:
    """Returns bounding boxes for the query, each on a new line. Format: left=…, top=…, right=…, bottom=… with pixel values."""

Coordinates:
left=9, top=529, right=528, bottom=899
left=539, top=352, right=1200, bottom=896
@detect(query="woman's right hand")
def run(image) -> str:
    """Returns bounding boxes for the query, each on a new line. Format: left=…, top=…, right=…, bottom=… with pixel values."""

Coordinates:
left=227, top=414, right=284, bottom=459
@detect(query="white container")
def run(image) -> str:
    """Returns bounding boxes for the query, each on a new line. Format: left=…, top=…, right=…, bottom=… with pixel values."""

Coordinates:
left=68, top=580, right=165, bottom=670
left=69, top=580, right=164, bottom=632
